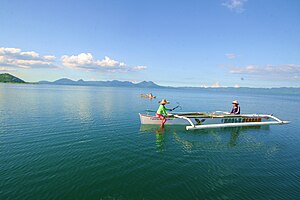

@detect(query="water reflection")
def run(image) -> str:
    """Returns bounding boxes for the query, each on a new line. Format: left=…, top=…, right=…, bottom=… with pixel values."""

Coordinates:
left=140, top=125, right=270, bottom=151
left=155, top=129, right=165, bottom=152
left=229, top=129, right=240, bottom=147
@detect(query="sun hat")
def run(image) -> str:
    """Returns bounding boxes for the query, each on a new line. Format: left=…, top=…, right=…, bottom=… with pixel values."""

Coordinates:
left=159, top=99, right=170, bottom=105
left=232, top=100, right=239, bottom=105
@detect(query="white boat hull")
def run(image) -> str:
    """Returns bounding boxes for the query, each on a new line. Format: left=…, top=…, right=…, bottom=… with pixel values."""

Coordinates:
left=139, top=113, right=289, bottom=130
left=139, top=114, right=190, bottom=125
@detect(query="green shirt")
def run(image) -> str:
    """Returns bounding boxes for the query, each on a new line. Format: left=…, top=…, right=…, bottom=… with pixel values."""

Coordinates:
left=156, top=105, right=170, bottom=116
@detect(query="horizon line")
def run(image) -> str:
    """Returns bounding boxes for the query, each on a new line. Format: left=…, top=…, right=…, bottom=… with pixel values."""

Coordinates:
left=1, top=72, right=300, bottom=89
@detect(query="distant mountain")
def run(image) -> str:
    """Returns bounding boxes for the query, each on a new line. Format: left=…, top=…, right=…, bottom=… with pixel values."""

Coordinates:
left=54, top=78, right=77, bottom=84
left=136, top=81, right=160, bottom=88
left=1, top=73, right=299, bottom=91
left=38, top=78, right=162, bottom=88
left=38, top=80, right=51, bottom=84
left=0, top=73, right=26, bottom=83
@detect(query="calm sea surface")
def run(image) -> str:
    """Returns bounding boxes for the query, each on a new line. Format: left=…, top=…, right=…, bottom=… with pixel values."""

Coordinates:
left=1, top=84, right=300, bottom=200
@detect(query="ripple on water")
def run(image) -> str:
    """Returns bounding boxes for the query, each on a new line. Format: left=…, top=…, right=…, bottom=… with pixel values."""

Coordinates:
left=1, top=85, right=300, bottom=199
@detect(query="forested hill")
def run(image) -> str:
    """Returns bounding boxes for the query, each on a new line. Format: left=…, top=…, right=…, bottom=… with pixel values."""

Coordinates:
left=0, top=73, right=26, bottom=83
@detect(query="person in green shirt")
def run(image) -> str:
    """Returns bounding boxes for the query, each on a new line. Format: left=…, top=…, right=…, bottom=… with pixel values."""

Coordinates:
left=156, top=99, right=173, bottom=128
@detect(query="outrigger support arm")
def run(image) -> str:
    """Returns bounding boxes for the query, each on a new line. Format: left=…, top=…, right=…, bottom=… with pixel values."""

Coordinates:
left=174, top=114, right=289, bottom=131
left=173, top=114, right=196, bottom=128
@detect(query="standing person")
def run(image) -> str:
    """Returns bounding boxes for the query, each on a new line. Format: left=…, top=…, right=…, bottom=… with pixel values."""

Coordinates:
left=148, top=93, right=154, bottom=98
left=156, top=99, right=173, bottom=128
left=230, top=100, right=240, bottom=114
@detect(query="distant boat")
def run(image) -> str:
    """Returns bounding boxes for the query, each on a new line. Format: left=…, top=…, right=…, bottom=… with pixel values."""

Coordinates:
left=140, top=93, right=156, bottom=99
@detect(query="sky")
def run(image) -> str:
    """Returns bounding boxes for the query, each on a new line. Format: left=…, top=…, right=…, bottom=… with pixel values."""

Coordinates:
left=0, top=0, right=300, bottom=87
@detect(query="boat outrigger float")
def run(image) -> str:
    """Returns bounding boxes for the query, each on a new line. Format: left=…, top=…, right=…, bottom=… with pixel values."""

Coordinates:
left=139, top=112, right=289, bottom=130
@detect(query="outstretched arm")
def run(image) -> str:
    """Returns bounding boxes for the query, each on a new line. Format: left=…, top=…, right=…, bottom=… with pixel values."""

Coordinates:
left=165, top=107, right=173, bottom=111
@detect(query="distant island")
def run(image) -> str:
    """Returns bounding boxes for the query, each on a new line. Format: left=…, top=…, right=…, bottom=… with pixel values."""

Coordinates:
left=38, top=78, right=161, bottom=88
left=0, top=73, right=161, bottom=88
left=1, top=74, right=299, bottom=93
left=0, top=73, right=26, bottom=83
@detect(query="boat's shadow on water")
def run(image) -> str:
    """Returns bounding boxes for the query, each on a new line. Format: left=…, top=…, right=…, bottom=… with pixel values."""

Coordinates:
left=139, top=125, right=271, bottom=152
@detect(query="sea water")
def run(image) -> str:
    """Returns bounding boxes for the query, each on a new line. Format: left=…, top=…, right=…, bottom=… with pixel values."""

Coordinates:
left=1, top=84, right=300, bottom=199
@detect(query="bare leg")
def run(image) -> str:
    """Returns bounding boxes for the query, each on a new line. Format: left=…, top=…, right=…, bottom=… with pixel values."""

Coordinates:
left=160, top=117, right=166, bottom=128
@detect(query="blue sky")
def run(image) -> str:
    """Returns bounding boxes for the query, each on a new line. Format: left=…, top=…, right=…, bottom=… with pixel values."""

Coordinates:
left=0, top=0, right=299, bottom=87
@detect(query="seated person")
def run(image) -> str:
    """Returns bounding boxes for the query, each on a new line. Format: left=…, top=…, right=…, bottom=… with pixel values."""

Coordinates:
left=148, top=93, right=154, bottom=98
left=230, top=100, right=240, bottom=114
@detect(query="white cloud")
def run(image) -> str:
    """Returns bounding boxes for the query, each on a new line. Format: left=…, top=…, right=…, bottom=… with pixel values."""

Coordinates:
left=0, top=47, right=146, bottom=73
left=43, top=55, right=56, bottom=61
left=222, top=0, right=247, bottom=13
left=61, top=53, right=146, bottom=72
left=225, top=53, right=237, bottom=59
left=132, top=66, right=147, bottom=70
left=230, top=64, right=257, bottom=74
left=61, top=53, right=94, bottom=68
left=96, top=56, right=120, bottom=67
left=0, top=47, right=56, bottom=69
left=229, top=64, right=300, bottom=80
left=20, top=51, right=39, bottom=58
left=0, top=67, right=16, bottom=71
left=0, top=47, right=21, bottom=54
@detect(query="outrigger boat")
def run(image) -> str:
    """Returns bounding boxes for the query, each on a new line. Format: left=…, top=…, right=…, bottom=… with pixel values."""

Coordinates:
left=139, top=112, right=289, bottom=130
left=140, top=94, right=156, bottom=99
